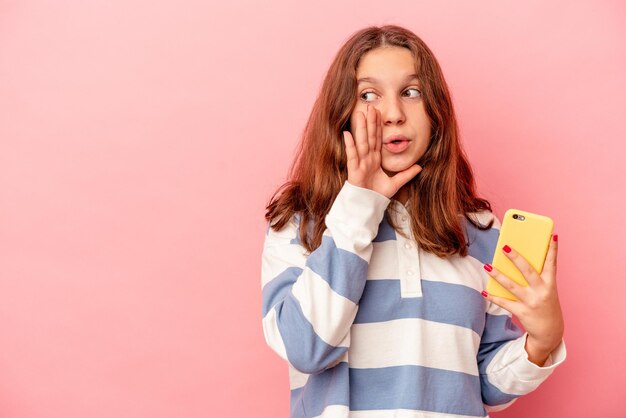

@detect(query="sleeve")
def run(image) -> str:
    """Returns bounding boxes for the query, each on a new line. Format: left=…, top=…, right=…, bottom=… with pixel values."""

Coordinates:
left=476, top=215, right=567, bottom=411
left=261, top=181, right=390, bottom=374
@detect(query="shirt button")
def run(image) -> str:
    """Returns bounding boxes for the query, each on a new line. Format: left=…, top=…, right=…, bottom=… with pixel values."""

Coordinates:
left=407, top=270, right=413, bottom=275
left=404, top=243, right=411, bottom=249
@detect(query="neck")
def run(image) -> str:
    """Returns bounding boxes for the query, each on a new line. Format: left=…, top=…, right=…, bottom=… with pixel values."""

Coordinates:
left=392, top=185, right=409, bottom=205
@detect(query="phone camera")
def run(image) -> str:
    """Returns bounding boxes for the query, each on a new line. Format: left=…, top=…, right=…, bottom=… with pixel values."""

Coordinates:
left=513, top=214, right=518, bottom=219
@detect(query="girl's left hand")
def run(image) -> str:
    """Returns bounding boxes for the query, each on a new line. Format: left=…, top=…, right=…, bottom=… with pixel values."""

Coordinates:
left=482, top=235, right=564, bottom=366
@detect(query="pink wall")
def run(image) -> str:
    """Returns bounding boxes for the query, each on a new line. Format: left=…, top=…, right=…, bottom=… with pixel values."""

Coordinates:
left=1, top=0, right=624, bottom=416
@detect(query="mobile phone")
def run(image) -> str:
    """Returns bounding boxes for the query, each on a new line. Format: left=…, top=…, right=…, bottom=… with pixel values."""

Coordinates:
left=486, top=209, right=554, bottom=301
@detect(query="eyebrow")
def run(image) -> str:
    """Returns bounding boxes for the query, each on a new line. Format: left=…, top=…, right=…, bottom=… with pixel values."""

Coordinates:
left=357, top=74, right=419, bottom=84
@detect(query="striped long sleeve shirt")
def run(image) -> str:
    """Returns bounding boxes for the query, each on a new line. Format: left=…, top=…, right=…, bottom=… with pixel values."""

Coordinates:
left=261, top=180, right=566, bottom=418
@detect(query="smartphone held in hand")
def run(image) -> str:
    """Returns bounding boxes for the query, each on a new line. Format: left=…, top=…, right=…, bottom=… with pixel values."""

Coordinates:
left=486, top=209, right=554, bottom=301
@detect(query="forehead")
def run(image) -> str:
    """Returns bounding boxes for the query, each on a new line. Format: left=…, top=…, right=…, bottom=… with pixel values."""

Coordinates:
left=356, top=46, right=416, bottom=81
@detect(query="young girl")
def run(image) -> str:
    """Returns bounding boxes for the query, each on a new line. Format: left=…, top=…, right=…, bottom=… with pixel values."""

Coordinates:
left=261, top=25, right=566, bottom=418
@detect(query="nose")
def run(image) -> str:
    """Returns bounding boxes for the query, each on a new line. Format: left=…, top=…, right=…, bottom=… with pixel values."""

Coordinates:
left=380, top=96, right=405, bottom=126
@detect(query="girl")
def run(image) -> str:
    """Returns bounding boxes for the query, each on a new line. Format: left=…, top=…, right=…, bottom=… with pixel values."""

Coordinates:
left=261, top=25, right=566, bottom=418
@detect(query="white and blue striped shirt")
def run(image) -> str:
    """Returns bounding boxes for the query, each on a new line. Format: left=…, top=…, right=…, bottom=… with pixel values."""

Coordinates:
left=262, top=181, right=566, bottom=418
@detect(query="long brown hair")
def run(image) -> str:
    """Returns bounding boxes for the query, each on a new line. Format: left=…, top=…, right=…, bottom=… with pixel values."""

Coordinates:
left=265, top=25, right=492, bottom=257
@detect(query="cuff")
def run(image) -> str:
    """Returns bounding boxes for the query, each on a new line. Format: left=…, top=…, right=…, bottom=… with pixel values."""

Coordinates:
left=483, top=333, right=567, bottom=396
left=512, top=332, right=567, bottom=382
left=325, top=181, right=390, bottom=255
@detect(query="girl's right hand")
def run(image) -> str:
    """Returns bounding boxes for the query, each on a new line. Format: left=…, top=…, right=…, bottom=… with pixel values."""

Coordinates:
left=342, top=104, right=422, bottom=199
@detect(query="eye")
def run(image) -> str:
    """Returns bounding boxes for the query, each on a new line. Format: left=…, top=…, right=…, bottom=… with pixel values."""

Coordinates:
left=360, top=91, right=378, bottom=102
left=403, top=88, right=422, bottom=98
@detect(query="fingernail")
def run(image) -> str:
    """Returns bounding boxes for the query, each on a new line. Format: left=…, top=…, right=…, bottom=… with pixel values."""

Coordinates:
left=553, top=234, right=558, bottom=242
left=481, top=290, right=489, bottom=298
left=483, top=263, right=493, bottom=272
left=503, top=245, right=511, bottom=253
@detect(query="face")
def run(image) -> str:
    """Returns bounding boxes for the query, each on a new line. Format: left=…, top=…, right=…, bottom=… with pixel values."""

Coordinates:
left=350, top=46, right=432, bottom=176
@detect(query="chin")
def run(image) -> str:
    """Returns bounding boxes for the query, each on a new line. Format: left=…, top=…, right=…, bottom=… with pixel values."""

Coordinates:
left=382, top=159, right=417, bottom=175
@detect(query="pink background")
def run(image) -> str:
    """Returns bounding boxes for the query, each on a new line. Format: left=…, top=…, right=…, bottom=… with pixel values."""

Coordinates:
left=1, top=0, right=624, bottom=417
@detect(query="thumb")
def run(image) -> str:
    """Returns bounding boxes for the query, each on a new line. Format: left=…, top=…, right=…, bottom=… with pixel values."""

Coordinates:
left=391, top=164, right=423, bottom=189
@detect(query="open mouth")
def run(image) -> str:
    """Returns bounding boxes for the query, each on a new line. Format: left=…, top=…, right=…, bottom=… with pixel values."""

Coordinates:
left=383, top=139, right=411, bottom=153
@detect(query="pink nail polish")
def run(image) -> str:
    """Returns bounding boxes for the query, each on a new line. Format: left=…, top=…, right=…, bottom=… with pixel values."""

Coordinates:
left=483, top=264, right=493, bottom=272
left=503, top=245, right=511, bottom=253
left=481, top=290, right=489, bottom=297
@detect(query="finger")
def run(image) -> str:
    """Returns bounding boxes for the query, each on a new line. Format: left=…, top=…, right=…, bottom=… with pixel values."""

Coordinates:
left=501, top=244, right=543, bottom=287
left=355, top=110, right=369, bottom=158
left=342, top=131, right=359, bottom=171
left=482, top=290, right=521, bottom=316
left=391, top=164, right=422, bottom=187
left=375, top=108, right=382, bottom=153
left=541, top=234, right=558, bottom=284
left=367, top=104, right=377, bottom=152
left=483, top=262, right=528, bottom=301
